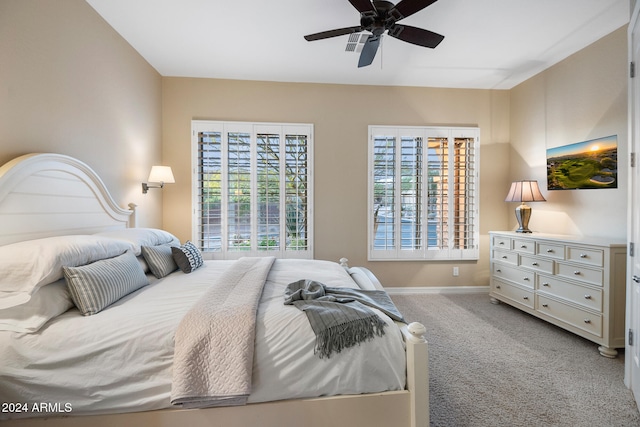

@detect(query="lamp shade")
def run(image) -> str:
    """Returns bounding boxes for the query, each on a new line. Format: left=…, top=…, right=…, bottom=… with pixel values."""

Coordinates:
left=147, top=166, right=175, bottom=184
left=504, top=180, right=546, bottom=203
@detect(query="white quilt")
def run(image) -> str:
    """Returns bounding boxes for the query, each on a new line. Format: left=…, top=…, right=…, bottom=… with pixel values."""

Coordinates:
left=0, top=259, right=406, bottom=420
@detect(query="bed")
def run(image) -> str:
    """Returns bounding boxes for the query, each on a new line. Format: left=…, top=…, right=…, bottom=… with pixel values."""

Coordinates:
left=0, top=153, right=429, bottom=427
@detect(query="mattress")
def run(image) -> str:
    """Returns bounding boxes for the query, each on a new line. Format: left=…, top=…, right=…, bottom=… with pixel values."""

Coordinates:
left=0, top=259, right=406, bottom=420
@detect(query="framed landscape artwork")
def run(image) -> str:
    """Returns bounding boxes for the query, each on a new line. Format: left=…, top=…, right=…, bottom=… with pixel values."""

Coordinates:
left=546, top=135, right=618, bottom=190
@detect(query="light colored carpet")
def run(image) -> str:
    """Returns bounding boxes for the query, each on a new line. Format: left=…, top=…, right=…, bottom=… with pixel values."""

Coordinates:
left=391, top=293, right=640, bottom=427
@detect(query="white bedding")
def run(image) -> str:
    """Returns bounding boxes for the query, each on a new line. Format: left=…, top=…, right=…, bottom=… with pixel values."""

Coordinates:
left=0, top=258, right=406, bottom=420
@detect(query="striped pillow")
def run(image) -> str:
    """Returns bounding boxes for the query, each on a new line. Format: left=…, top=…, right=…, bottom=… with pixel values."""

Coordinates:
left=141, top=245, right=178, bottom=278
left=171, top=241, right=203, bottom=274
left=63, top=251, right=149, bottom=316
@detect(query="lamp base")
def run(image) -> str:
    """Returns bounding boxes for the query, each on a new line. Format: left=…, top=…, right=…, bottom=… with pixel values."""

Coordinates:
left=514, top=203, right=532, bottom=233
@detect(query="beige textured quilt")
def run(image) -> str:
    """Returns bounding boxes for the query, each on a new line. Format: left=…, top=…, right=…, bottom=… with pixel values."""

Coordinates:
left=170, top=256, right=275, bottom=408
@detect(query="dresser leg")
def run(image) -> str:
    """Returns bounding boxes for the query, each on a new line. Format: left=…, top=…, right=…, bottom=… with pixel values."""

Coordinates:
left=598, top=345, right=618, bottom=358
left=490, top=297, right=500, bottom=305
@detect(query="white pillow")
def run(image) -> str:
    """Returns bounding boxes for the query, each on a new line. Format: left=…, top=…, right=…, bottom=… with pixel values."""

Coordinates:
left=0, top=235, right=134, bottom=309
left=96, top=228, right=180, bottom=256
left=0, top=279, right=73, bottom=333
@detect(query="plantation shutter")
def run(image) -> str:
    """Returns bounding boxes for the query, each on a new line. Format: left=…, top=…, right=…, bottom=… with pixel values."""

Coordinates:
left=369, top=126, right=479, bottom=260
left=193, top=121, right=313, bottom=259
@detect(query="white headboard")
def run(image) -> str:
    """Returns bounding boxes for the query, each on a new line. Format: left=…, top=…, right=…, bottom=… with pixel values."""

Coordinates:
left=0, top=153, right=135, bottom=246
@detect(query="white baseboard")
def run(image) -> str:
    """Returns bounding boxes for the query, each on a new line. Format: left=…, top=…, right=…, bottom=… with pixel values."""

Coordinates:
left=385, top=286, right=490, bottom=295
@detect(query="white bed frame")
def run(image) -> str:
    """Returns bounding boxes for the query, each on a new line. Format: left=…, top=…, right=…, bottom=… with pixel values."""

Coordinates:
left=0, top=153, right=430, bottom=427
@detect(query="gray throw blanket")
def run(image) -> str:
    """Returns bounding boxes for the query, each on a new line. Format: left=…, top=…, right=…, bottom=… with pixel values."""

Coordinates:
left=284, top=279, right=405, bottom=359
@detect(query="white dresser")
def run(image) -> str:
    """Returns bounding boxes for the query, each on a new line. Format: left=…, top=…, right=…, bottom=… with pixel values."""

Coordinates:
left=489, top=231, right=627, bottom=357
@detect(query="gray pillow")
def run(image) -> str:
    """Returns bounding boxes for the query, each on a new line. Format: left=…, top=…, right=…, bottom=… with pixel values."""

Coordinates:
left=141, top=245, right=178, bottom=278
left=171, top=241, right=203, bottom=274
left=63, top=251, right=149, bottom=316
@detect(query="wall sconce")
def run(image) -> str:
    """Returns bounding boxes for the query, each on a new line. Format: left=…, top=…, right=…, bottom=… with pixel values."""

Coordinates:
left=142, top=166, right=175, bottom=194
left=504, top=180, right=546, bottom=233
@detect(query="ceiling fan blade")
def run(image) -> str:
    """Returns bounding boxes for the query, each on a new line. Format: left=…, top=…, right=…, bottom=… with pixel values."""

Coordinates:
left=304, top=26, right=363, bottom=41
left=388, top=24, right=444, bottom=48
left=388, top=0, right=438, bottom=21
left=358, top=35, right=381, bottom=67
left=348, top=0, right=377, bottom=16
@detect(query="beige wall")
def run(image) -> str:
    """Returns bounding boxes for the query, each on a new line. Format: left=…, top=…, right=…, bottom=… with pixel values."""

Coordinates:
left=0, top=0, right=163, bottom=227
left=163, top=26, right=629, bottom=287
left=2, top=0, right=627, bottom=287
left=162, top=79, right=511, bottom=287
left=509, top=27, right=628, bottom=239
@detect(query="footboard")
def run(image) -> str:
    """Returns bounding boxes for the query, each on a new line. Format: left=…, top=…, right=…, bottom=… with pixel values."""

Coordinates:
left=402, top=322, right=430, bottom=427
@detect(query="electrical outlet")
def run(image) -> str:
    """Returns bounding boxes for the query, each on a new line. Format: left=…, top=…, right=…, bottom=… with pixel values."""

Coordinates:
left=453, top=267, right=459, bottom=277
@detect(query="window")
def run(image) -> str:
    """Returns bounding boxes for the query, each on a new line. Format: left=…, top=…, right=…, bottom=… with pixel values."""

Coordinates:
left=368, top=126, right=479, bottom=260
left=192, top=121, right=313, bottom=259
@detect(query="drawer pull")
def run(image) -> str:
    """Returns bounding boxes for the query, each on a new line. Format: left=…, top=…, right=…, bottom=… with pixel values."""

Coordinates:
left=523, top=296, right=529, bottom=300
left=496, top=269, right=502, bottom=273
left=573, top=270, right=581, bottom=275
left=580, top=253, right=587, bottom=258
left=584, top=294, right=592, bottom=300
left=502, top=255, right=508, bottom=259
left=546, top=249, right=554, bottom=253
left=520, top=245, right=527, bottom=248
left=542, top=303, right=548, bottom=308
left=499, top=241, right=505, bottom=245
left=523, top=277, right=530, bottom=281
left=496, top=285, right=501, bottom=289
left=532, top=262, right=539, bottom=266
left=584, top=319, right=591, bottom=324
left=542, top=282, right=550, bottom=287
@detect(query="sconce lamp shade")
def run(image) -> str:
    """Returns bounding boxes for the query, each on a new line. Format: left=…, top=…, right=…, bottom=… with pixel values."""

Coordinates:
left=504, top=180, right=546, bottom=233
left=142, top=166, right=175, bottom=194
left=147, top=166, right=175, bottom=184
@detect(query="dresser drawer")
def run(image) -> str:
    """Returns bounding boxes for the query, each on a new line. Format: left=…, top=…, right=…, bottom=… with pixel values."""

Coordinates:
left=513, top=238, right=535, bottom=254
left=537, top=295, right=602, bottom=338
left=493, top=235, right=512, bottom=250
left=519, top=255, right=554, bottom=274
left=493, top=263, right=534, bottom=289
left=492, top=249, right=518, bottom=265
left=566, top=246, right=604, bottom=267
left=493, top=279, right=534, bottom=309
left=537, top=274, right=602, bottom=312
left=556, top=262, right=603, bottom=286
left=536, top=242, right=564, bottom=260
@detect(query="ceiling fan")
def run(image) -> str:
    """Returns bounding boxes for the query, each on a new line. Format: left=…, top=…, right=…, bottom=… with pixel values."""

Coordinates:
left=304, top=0, right=445, bottom=68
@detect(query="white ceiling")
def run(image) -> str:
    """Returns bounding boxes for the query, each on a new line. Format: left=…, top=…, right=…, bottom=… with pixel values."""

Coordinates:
left=86, top=0, right=630, bottom=90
